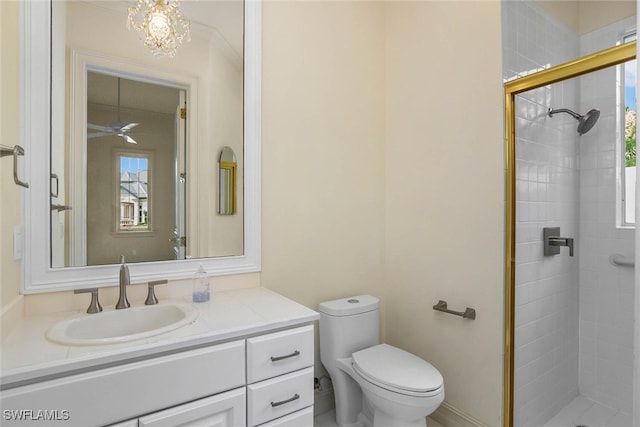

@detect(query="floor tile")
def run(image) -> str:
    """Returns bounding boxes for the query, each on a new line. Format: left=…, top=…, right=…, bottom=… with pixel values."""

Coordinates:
left=314, top=410, right=442, bottom=427
left=543, top=395, right=627, bottom=427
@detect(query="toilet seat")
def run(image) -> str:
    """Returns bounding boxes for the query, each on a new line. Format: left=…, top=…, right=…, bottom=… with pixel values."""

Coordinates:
left=352, top=344, right=444, bottom=397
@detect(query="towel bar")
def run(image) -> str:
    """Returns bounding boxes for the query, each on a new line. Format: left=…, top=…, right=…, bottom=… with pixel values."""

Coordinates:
left=609, top=254, right=635, bottom=267
left=0, top=145, right=29, bottom=188
left=432, top=300, right=476, bottom=320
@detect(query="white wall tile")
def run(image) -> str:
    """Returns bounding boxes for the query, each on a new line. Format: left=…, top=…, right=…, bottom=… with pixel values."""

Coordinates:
left=505, top=2, right=636, bottom=426
left=578, top=17, right=636, bottom=412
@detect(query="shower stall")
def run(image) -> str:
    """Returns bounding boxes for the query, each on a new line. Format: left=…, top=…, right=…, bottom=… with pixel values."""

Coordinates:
left=503, top=2, right=638, bottom=427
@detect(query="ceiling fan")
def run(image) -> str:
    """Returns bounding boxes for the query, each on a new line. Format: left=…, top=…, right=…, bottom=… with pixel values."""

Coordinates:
left=87, top=77, right=140, bottom=144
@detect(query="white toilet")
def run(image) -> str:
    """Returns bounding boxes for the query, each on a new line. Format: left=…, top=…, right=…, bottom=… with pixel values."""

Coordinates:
left=319, top=295, right=444, bottom=427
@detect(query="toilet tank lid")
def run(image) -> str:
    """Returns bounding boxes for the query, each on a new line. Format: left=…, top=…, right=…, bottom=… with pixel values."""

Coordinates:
left=318, top=295, right=379, bottom=316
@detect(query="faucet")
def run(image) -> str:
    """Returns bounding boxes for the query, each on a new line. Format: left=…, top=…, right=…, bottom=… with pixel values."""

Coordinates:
left=116, top=255, right=131, bottom=309
left=74, top=288, right=103, bottom=314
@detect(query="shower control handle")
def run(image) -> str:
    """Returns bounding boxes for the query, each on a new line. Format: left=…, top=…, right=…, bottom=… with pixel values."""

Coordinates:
left=548, top=237, right=574, bottom=256
left=543, top=227, right=574, bottom=257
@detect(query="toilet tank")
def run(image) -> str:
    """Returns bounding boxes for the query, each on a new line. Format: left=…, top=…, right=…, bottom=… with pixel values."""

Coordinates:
left=319, top=295, right=380, bottom=362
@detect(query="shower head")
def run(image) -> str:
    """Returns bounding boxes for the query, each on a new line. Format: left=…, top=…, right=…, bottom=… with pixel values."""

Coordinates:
left=548, top=107, right=600, bottom=135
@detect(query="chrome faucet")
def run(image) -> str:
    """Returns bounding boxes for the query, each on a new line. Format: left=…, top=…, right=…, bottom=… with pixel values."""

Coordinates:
left=116, top=255, right=131, bottom=309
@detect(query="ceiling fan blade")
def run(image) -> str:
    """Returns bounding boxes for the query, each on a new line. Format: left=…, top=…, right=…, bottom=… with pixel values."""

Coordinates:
left=120, top=123, right=140, bottom=132
left=87, top=123, right=109, bottom=131
left=87, top=132, right=111, bottom=138
left=123, top=135, right=138, bottom=144
left=88, top=80, right=143, bottom=143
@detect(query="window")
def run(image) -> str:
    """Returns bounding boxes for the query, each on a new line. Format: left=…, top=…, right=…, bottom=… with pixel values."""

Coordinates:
left=118, top=155, right=150, bottom=231
left=620, top=33, right=636, bottom=226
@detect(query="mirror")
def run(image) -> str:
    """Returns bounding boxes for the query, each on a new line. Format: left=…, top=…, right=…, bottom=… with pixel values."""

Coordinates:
left=21, top=0, right=261, bottom=292
left=219, top=147, right=237, bottom=215
left=52, top=0, right=244, bottom=267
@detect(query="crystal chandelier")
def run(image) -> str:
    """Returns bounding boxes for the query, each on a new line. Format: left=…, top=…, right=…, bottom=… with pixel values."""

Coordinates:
left=127, top=0, right=191, bottom=58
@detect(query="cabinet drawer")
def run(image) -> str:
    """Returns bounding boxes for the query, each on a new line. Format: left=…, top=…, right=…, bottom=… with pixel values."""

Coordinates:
left=247, top=367, right=313, bottom=426
left=247, top=325, right=313, bottom=383
left=259, top=406, right=314, bottom=426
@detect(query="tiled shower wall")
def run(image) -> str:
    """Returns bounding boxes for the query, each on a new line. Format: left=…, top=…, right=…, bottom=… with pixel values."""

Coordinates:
left=504, top=1, right=637, bottom=426
left=503, top=2, right=581, bottom=426
left=578, top=16, right=636, bottom=415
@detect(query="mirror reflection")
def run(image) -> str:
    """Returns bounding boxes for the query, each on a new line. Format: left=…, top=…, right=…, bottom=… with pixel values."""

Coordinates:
left=85, top=73, right=183, bottom=265
left=50, top=0, right=245, bottom=268
left=219, top=146, right=237, bottom=216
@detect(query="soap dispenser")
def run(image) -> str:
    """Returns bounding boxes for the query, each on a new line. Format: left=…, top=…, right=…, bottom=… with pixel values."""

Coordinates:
left=192, top=264, right=210, bottom=303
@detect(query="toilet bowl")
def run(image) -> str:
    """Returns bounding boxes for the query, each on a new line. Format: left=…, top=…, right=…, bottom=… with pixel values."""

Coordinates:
left=337, top=345, right=444, bottom=427
left=319, top=295, right=444, bottom=427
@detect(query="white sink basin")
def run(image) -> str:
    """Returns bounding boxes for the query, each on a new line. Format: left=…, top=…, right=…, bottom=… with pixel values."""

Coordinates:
left=46, top=303, right=199, bottom=346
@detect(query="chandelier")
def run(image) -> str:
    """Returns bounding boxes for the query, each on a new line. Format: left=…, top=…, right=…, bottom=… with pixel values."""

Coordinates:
left=127, top=0, right=191, bottom=58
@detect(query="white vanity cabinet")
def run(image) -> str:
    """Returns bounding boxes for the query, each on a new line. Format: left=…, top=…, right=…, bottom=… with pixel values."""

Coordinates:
left=246, top=325, right=315, bottom=426
left=1, top=324, right=316, bottom=427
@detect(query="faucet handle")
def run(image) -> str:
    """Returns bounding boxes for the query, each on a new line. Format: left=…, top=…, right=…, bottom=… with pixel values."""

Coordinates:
left=145, top=280, right=168, bottom=305
left=74, top=288, right=103, bottom=314
left=565, top=237, right=574, bottom=256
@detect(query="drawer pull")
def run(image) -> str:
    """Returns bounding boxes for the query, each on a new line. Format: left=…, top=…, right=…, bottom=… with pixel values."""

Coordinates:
left=270, top=350, right=300, bottom=362
left=270, top=393, right=300, bottom=408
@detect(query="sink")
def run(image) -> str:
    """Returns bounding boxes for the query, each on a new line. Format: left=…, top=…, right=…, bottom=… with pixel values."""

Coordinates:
left=46, top=304, right=199, bottom=346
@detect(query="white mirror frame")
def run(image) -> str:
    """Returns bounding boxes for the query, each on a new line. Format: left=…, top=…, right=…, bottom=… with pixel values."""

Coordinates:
left=20, top=0, right=261, bottom=293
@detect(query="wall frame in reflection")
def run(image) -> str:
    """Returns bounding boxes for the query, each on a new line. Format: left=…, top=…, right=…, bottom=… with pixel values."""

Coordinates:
left=219, top=146, right=237, bottom=215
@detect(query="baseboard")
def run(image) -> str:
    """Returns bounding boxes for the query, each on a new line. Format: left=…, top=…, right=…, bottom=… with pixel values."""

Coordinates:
left=430, top=402, right=491, bottom=427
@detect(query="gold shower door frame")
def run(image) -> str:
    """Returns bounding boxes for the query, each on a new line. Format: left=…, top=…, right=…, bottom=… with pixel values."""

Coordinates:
left=503, top=41, right=636, bottom=427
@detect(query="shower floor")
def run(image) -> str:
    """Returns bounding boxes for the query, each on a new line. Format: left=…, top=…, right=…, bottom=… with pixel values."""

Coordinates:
left=542, top=396, right=631, bottom=427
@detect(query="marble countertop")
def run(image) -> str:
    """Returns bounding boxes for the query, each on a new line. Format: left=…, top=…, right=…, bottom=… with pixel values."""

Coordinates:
left=0, top=287, right=319, bottom=390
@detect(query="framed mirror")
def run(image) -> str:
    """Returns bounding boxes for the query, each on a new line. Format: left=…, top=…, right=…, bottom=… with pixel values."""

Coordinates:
left=20, top=0, right=261, bottom=293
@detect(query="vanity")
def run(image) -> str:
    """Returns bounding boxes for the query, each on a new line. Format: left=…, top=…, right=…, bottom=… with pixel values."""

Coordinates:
left=0, top=287, right=319, bottom=427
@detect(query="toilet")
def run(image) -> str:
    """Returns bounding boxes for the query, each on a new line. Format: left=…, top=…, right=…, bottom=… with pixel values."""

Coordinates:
left=319, top=295, right=444, bottom=427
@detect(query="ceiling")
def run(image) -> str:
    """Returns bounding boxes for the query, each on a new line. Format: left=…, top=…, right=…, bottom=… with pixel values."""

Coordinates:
left=83, top=0, right=244, bottom=113
left=87, top=0, right=244, bottom=56
left=87, top=72, right=180, bottom=115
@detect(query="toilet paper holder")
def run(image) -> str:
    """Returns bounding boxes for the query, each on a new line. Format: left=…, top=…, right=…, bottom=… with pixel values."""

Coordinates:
left=432, top=300, right=476, bottom=320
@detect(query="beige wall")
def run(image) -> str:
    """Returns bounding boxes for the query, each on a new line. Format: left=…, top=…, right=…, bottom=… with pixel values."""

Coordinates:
left=260, top=4, right=386, bottom=411
left=383, top=2, right=504, bottom=424
left=0, top=0, right=21, bottom=309
left=261, top=1, right=504, bottom=424
left=261, top=0, right=386, bottom=312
